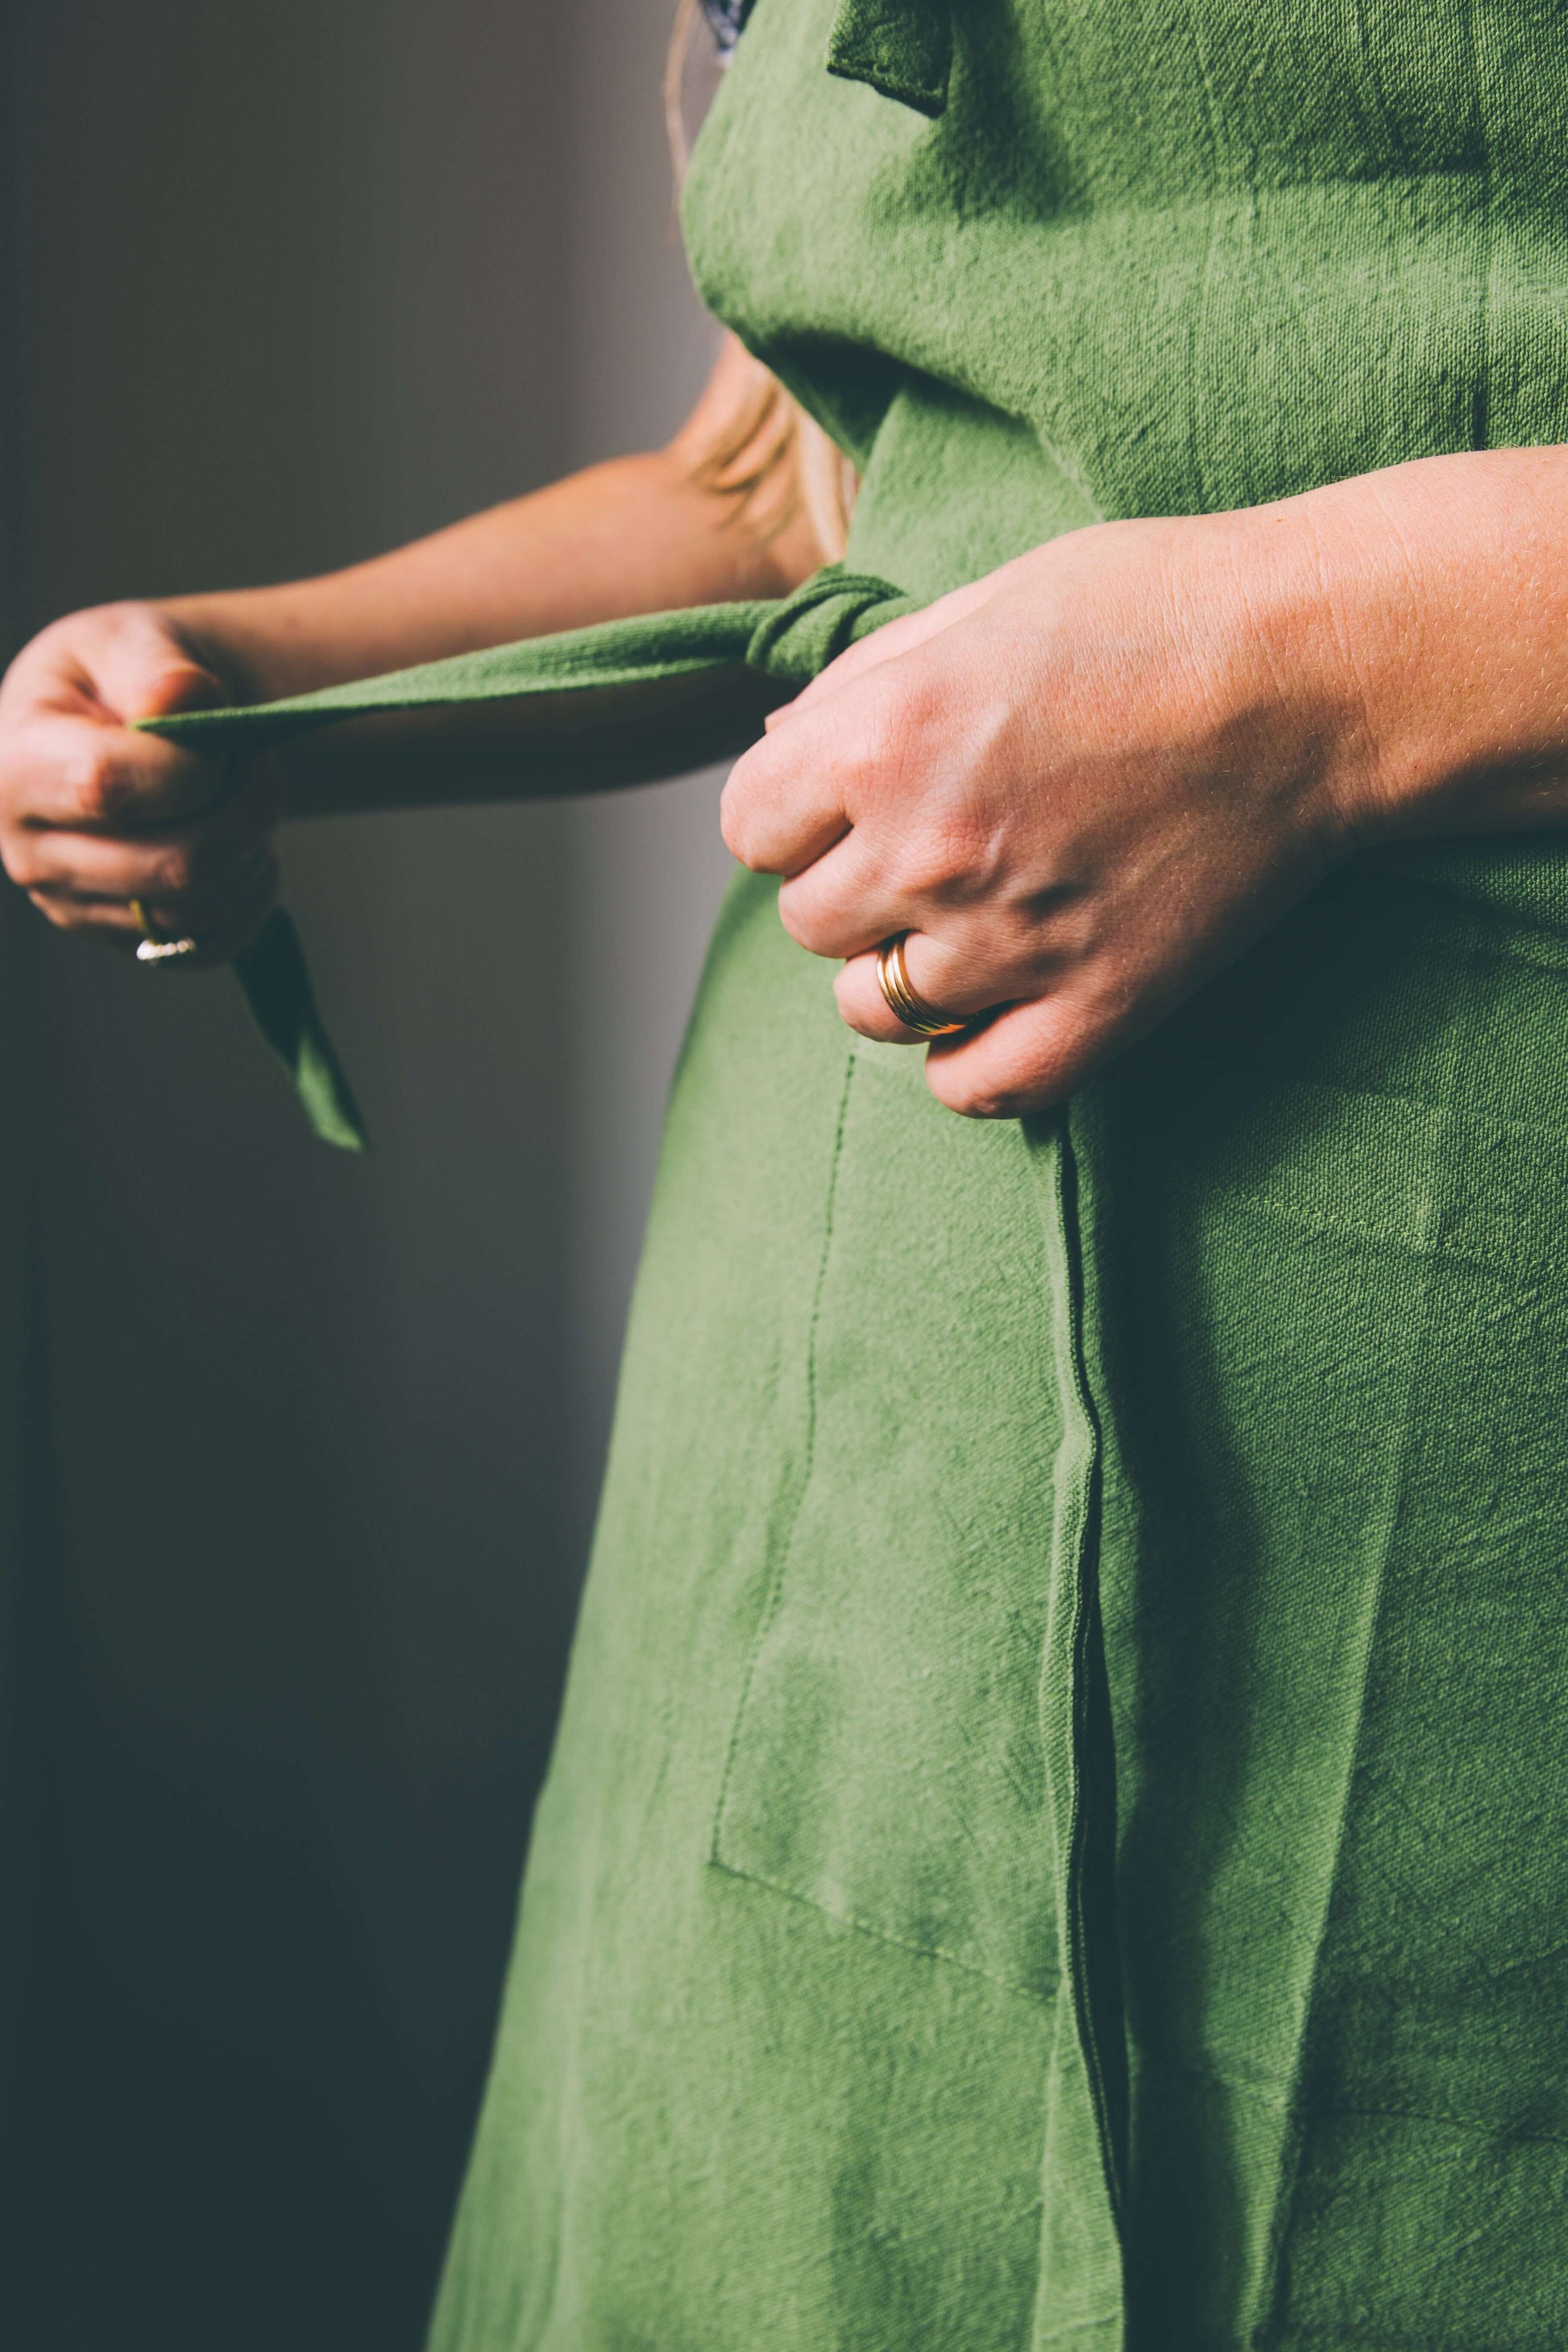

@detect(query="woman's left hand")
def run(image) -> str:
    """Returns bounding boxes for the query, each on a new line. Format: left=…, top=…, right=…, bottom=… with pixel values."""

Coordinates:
left=720, top=500, right=1392, bottom=1117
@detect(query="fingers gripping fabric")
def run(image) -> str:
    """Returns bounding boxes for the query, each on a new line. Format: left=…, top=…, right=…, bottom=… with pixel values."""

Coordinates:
left=135, top=566, right=915, bottom=1150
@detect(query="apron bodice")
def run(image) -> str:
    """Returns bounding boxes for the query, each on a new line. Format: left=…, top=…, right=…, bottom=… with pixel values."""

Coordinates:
left=685, top=0, right=1567, bottom=597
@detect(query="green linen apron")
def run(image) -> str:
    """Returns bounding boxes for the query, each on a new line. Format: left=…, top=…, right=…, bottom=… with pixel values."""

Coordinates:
left=149, top=2, right=1568, bottom=2342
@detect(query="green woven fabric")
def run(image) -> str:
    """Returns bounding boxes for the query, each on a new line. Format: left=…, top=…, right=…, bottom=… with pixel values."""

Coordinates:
left=142, top=571, right=915, bottom=757
left=421, top=3, right=1568, bottom=2345
left=146, top=0, right=1568, bottom=2339
left=230, top=910, right=366, bottom=1153
left=138, top=571, right=914, bottom=1149
left=825, top=0, right=951, bottom=118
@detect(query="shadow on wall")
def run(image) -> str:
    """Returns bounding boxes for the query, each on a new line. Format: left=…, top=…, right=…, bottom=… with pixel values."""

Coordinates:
left=2, top=1, right=728, bottom=2345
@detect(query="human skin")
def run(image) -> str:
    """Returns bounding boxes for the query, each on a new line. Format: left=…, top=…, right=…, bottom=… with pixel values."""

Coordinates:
left=2, top=361, right=1567, bottom=1110
left=0, top=337, right=819, bottom=961
left=725, top=446, right=1568, bottom=1114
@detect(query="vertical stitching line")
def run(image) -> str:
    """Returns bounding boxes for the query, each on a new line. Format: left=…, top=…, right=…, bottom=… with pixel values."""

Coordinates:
left=1026, top=1106, right=1124, bottom=2352
left=710, top=1041, right=859, bottom=1859
left=1053, top=1111, right=1124, bottom=2233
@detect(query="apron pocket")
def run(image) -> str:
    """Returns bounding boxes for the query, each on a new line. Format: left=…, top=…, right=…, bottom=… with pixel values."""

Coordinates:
left=711, top=1039, right=1064, bottom=2001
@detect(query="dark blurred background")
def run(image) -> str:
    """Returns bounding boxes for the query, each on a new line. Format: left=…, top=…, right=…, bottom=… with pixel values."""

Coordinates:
left=0, top=3, right=729, bottom=2343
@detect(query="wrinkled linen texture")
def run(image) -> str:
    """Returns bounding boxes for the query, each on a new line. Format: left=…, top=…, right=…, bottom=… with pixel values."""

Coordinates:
left=339, top=0, right=1568, bottom=2343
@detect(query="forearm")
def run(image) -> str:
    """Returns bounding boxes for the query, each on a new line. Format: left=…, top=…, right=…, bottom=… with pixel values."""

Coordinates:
left=1247, top=446, right=1568, bottom=843
left=162, top=446, right=806, bottom=703
left=142, top=339, right=828, bottom=815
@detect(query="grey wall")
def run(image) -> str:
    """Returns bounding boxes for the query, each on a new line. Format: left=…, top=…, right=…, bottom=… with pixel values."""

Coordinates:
left=4, top=3, right=732, bottom=2344
left=0, top=15, right=44, bottom=2143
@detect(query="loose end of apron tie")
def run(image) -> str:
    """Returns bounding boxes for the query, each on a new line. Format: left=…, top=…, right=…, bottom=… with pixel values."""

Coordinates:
left=233, top=907, right=367, bottom=1152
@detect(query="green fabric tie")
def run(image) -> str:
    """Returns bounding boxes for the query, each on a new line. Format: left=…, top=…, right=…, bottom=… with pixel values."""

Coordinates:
left=137, top=566, right=915, bottom=1150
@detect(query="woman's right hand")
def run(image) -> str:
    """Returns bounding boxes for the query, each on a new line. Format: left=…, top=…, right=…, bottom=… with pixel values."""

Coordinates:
left=0, top=601, right=284, bottom=962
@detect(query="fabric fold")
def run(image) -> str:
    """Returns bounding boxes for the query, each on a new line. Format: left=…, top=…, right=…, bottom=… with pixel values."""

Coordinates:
left=136, top=566, right=915, bottom=1149
left=826, top=0, right=952, bottom=117
left=1026, top=1106, right=1126, bottom=2346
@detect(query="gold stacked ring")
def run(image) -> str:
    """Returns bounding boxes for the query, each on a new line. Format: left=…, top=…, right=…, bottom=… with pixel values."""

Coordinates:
left=874, top=933, right=969, bottom=1039
left=130, top=898, right=200, bottom=966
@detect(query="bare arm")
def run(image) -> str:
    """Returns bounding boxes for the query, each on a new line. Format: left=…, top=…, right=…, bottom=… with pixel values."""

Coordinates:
left=0, top=338, right=830, bottom=949
left=170, top=356, right=823, bottom=699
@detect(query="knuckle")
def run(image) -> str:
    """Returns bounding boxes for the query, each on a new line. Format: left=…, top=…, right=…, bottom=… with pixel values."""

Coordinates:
left=929, top=1053, right=1041, bottom=1122
left=866, top=808, right=993, bottom=919
left=719, top=786, right=760, bottom=869
left=777, top=893, right=828, bottom=955
left=943, top=804, right=1002, bottom=882
left=848, top=710, right=909, bottom=799
left=831, top=977, right=872, bottom=1033
left=901, top=811, right=997, bottom=906
left=69, top=743, right=129, bottom=824
left=838, top=1002, right=882, bottom=1041
left=951, top=1083, right=1023, bottom=1122
left=894, top=834, right=963, bottom=902
left=852, top=676, right=935, bottom=789
left=152, top=847, right=197, bottom=898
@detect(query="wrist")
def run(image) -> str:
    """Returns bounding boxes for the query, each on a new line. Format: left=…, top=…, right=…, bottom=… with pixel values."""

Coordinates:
left=156, top=583, right=329, bottom=705
left=1206, top=497, right=1395, bottom=858
left=1293, top=497, right=1433, bottom=853
left=1267, top=453, right=1568, bottom=849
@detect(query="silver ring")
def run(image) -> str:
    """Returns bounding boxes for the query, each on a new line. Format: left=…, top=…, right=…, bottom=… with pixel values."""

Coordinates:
left=135, top=934, right=200, bottom=964
left=130, top=896, right=199, bottom=965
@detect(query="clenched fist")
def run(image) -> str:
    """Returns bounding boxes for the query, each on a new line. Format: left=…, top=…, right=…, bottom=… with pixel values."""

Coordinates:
left=0, top=601, right=281, bottom=963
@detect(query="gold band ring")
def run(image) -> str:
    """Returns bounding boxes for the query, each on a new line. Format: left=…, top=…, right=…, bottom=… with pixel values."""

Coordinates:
left=874, top=933, right=969, bottom=1039
left=130, top=898, right=199, bottom=966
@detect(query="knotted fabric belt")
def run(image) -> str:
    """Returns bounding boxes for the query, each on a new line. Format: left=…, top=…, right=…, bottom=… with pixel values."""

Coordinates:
left=137, top=566, right=916, bottom=1149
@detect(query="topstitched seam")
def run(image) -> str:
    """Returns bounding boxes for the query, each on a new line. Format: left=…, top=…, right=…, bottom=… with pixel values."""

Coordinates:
left=706, top=1054, right=1062, bottom=1998
left=709, top=1043, right=858, bottom=1865
left=707, top=1848, right=1055, bottom=2001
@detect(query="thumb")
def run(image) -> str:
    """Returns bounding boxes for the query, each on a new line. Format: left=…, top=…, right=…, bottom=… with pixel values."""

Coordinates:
left=122, top=653, right=230, bottom=727
left=92, top=608, right=231, bottom=728
left=131, top=661, right=227, bottom=720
